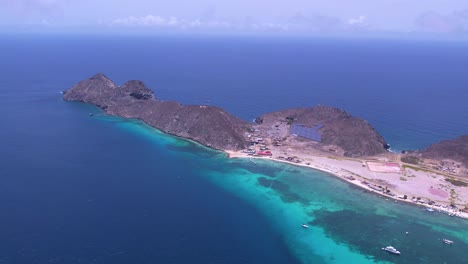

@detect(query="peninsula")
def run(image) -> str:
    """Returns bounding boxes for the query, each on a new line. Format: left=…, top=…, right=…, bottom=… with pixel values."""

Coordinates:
left=64, top=73, right=248, bottom=151
left=64, top=73, right=468, bottom=218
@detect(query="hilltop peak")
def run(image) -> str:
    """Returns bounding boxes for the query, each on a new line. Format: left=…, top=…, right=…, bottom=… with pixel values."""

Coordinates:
left=90, top=73, right=112, bottom=81
left=121, top=80, right=156, bottom=100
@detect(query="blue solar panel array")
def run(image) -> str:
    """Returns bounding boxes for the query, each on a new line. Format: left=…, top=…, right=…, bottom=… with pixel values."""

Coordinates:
left=290, top=124, right=323, bottom=142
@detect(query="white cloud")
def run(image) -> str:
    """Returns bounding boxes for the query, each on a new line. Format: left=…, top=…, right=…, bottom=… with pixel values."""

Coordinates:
left=107, top=13, right=379, bottom=34
left=111, top=15, right=168, bottom=27
left=108, top=14, right=289, bottom=32
left=347, top=15, right=368, bottom=27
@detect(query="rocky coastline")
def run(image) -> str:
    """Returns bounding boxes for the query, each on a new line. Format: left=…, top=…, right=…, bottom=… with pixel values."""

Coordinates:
left=64, top=73, right=391, bottom=157
left=64, top=73, right=468, bottom=216
left=64, top=73, right=250, bottom=151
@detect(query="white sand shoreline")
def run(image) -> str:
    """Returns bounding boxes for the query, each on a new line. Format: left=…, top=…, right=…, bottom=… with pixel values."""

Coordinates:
left=225, top=150, right=468, bottom=220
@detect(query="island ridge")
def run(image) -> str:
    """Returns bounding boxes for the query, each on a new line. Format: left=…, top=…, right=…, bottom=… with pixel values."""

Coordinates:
left=63, top=73, right=468, bottom=219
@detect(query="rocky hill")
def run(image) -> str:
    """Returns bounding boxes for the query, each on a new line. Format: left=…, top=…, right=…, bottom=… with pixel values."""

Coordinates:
left=420, top=135, right=468, bottom=166
left=64, top=74, right=391, bottom=157
left=64, top=73, right=250, bottom=151
left=257, top=106, right=389, bottom=157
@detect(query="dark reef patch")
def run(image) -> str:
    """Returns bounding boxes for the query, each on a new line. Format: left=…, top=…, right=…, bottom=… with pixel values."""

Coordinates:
left=165, top=142, right=218, bottom=158
left=312, top=209, right=467, bottom=264
left=257, top=177, right=309, bottom=206
left=231, top=162, right=278, bottom=178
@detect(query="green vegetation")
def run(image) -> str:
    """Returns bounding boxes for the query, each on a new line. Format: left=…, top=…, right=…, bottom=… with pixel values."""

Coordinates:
left=402, top=164, right=423, bottom=172
left=450, top=189, right=458, bottom=199
left=401, top=156, right=420, bottom=165
left=402, top=164, right=419, bottom=171
left=285, top=116, right=295, bottom=125
left=449, top=189, right=457, bottom=205
left=445, top=178, right=468, bottom=187
left=402, top=164, right=436, bottom=174
left=326, top=156, right=345, bottom=161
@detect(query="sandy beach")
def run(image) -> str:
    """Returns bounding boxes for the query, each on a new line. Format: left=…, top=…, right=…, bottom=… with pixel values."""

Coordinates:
left=226, top=150, right=468, bottom=220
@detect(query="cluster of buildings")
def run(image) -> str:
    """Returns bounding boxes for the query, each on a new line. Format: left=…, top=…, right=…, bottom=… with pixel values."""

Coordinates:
left=360, top=180, right=468, bottom=218
left=410, top=197, right=435, bottom=205
left=243, top=133, right=273, bottom=156
left=433, top=161, right=459, bottom=174
left=361, top=180, right=398, bottom=197
left=276, top=156, right=303, bottom=164
left=271, top=138, right=284, bottom=147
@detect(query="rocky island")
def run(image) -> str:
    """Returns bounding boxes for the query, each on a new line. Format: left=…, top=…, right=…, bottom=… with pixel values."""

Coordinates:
left=64, top=73, right=468, bottom=218
left=64, top=73, right=389, bottom=155
left=64, top=73, right=249, bottom=151
left=420, top=135, right=468, bottom=169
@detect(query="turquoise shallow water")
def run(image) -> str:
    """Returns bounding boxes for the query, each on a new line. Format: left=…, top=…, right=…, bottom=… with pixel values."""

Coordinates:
left=110, top=115, right=468, bottom=264
left=2, top=35, right=468, bottom=263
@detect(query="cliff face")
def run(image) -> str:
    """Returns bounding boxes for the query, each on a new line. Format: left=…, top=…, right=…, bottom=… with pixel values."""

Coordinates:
left=64, top=73, right=250, bottom=151
left=420, top=135, right=468, bottom=166
left=259, top=106, right=388, bottom=157
left=63, top=73, right=122, bottom=108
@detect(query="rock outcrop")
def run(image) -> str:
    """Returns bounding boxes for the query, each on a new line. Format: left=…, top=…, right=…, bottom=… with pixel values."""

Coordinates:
left=420, top=135, right=468, bottom=166
left=258, top=106, right=388, bottom=157
left=64, top=74, right=390, bottom=157
left=64, top=73, right=250, bottom=151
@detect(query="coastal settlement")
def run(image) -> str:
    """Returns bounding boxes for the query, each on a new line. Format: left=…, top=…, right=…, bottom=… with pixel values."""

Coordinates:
left=229, top=112, right=468, bottom=219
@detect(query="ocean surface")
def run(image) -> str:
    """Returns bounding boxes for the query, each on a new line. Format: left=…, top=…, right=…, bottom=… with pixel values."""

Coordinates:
left=1, top=34, right=467, bottom=263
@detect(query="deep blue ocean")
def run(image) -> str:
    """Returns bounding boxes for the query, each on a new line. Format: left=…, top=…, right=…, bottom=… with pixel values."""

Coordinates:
left=1, top=34, right=468, bottom=263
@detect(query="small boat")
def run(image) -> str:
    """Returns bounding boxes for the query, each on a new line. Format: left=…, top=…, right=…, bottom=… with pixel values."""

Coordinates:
left=89, top=113, right=94, bottom=116
left=382, top=246, right=400, bottom=255
left=443, top=239, right=454, bottom=245
left=426, top=208, right=435, bottom=212
left=301, top=224, right=309, bottom=229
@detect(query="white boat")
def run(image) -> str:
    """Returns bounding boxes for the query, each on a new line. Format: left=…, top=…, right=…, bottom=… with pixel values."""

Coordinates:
left=382, top=246, right=400, bottom=255
left=425, top=208, right=435, bottom=212
left=443, top=239, right=454, bottom=245
left=301, top=224, right=309, bottom=229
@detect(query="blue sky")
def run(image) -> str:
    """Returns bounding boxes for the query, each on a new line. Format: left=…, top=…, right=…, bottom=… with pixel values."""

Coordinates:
left=1, top=0, right=467, bottom=38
